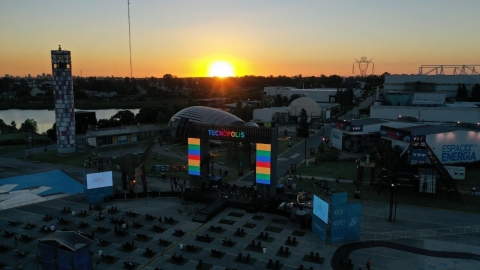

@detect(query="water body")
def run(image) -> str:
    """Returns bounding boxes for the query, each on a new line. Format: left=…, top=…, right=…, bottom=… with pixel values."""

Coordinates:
left=0, top=109, right=140, bottom=132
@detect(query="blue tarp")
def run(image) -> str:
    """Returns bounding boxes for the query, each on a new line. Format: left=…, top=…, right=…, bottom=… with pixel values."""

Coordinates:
left=0, top=170, right=84, bottom=196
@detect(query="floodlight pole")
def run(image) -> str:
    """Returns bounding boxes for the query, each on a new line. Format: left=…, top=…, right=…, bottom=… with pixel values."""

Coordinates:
left=304, top=135, right=307, bottom=167
left=356, top=159, right=360, bottom=191
left=388, top=179, right=399, bottom=222
left=322, top=110, right=325, bottom=140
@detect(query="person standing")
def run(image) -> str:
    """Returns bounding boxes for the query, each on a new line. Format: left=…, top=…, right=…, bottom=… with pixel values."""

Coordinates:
left=366, top=258, right=372, bottom=270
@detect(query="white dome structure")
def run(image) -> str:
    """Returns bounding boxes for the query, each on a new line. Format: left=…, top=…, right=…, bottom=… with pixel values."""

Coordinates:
left=168, top=106, right=258, bottom=138
left=288, top=97, right=321, bottom=118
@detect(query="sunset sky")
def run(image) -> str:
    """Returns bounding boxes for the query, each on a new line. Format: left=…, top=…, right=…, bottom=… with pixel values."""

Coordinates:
left=1, top=0, right=479, bottom=78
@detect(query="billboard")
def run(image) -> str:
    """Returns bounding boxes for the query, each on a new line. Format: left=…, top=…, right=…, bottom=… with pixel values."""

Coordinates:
left=86, top=171, right=113, bottom=189
left=313, top=195, right=329, bottom=224
left=331, top=130, right=343, bottom=150
left=256, top=143, right=271, bottom=185
left=188, top=138, right=200, bottom=176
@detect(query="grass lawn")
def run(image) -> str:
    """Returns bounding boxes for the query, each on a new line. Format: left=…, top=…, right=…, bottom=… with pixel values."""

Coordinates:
left=0, top=144, right=29, bottom=155
left=293, top=161, right=359, bottom=181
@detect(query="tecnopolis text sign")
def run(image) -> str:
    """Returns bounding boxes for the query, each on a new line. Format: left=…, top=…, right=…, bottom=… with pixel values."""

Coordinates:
left=189, top=124, right=273, bottom=143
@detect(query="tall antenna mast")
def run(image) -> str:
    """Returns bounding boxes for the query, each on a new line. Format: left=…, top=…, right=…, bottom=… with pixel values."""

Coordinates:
left=127, top=0, right=133, bottom=81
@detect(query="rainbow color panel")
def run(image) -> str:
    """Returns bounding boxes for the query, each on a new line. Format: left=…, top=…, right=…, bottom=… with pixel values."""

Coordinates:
left=256, top=143, right=271, bottom=185
left=188, top=138, right=200, bottom=176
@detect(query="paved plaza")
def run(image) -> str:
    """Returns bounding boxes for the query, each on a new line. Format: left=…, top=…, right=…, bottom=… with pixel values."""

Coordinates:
left=2, top=143, right=480, bottom=269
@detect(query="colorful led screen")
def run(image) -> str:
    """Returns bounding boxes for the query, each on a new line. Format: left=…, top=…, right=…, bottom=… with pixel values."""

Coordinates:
left=188, top=138, right=200, bottom=176
left=256, top=143, right=271, bottom=184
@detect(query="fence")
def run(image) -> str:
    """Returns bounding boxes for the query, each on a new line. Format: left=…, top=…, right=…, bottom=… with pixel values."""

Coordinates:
left=361, top=225, right=480, bottom=241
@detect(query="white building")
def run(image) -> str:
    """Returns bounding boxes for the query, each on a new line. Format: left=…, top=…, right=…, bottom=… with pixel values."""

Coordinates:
left=252, top=97, right=331, bottom=125
left=264, top=87, right=339, bottom=103
left=252, top=107, right=289, bottom=123
left=330, top=118, right=480, bottom=165
left=380, top=124, right=480, bottom=165
left=370, top=105, right=480, bottom=124
left=384, top=74, right=479, bottom=99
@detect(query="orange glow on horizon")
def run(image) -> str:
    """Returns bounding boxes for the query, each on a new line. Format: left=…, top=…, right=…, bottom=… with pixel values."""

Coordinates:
left=208, top=61, right=235, bottom=77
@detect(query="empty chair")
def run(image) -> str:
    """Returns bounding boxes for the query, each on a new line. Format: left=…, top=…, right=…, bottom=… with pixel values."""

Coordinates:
left=315, top=253, right=320, bottom=261
left=287, top=236, right=292, bottom=244
left=309, top=252, right=314, bottom=260
left=298, top=265, right=304, bottom=270
left=265, top=232, right=269, bottom=239
left=237, top=252, right=242, bottom=261
left=260, top=232, right=264, bottom=238
left=275, top=260, right=280, bottom=269
left=279, top=246, right=284, bottom=254
left=257, top=241, right=261, bottom=250
left=267, top=259, right=273, bottom=268
left=245, top=254, right=250, bottom=262
left=293, top=237, right=297, bottom=244
left=285, top=247, right=289, bottom=255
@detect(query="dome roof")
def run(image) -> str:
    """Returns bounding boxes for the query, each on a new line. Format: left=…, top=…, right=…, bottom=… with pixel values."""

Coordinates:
left=168, top=106, right=258, bottom=138
left=288, top=97, right=321, bottom=116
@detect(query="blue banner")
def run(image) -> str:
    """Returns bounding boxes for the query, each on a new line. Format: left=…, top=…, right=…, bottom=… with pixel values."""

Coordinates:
left=331, top=192, right=347, bottom=206
left=345, top=227, right=360, bottom=241
left=347, top=216, right=361, bottom=230
left=331, top=218, right=347, bottom=230
left=331, top=205, right=346, bottom=220
left=331, top=229, right=345, bottom=243
left=347, top=204, right=362, bottom=218
left=412, top=149, right=428, bottom=161
left=312, top=214, right=327, bottom=241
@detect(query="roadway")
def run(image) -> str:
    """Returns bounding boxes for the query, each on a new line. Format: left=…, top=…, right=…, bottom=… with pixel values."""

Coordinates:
left=239, top=94, right=376, bottom=187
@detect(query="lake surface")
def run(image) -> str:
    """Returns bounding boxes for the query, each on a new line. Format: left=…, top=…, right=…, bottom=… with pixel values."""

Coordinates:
left=0, top=109, right=140, bottom=133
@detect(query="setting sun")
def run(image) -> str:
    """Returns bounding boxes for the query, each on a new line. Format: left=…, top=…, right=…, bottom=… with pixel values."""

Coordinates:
left=208, top=61, right=235, bottom=77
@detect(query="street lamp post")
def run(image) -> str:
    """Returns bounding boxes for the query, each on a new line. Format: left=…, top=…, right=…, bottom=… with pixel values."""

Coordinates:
left=356, top=159, right=360, bottom=191
left=304, top=134, right=307, bottom=167
left=24, top=130, right=29, bottom=150
left=383, top=168, right=399, bottom=222
left=322, top=110, right=325, bottom=140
